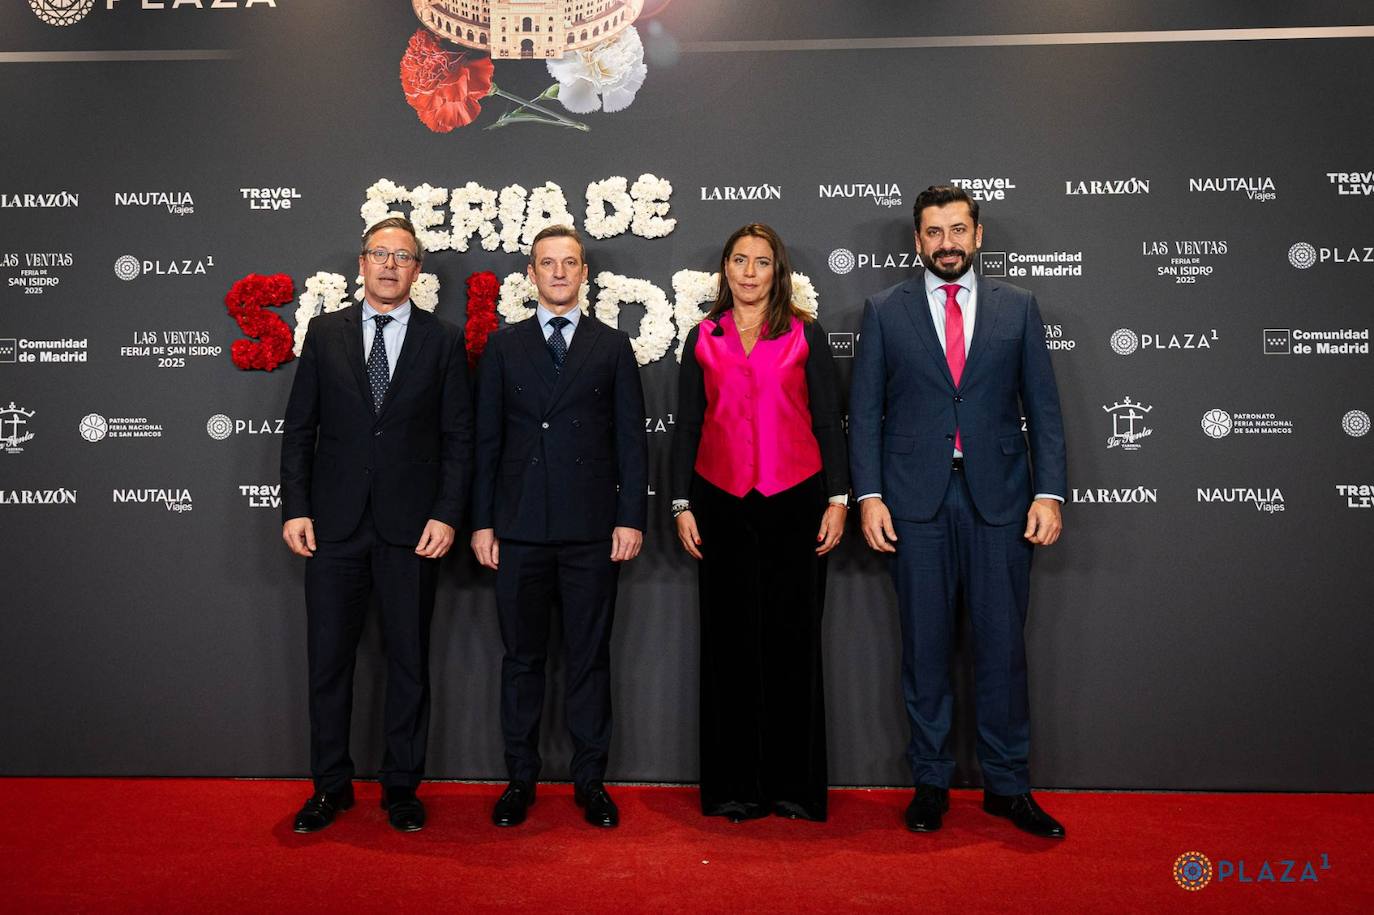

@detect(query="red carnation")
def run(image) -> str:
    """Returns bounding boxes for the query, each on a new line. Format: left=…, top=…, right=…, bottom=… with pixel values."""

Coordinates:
left=464, top=270, right=500, bottom=366
left=400, top=29, right=494, bottom=133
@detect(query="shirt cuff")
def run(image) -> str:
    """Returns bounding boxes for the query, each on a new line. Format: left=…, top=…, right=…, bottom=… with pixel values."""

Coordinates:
left=856, top=493, right=882, bottom=502
left=828, top=494, right=849, bottom=507
left=1034, top=493, right=1065, bottom=503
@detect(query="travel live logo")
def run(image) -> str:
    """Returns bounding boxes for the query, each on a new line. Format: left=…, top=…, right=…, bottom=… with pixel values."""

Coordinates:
left=1173, top=851, right=1332, bottom=892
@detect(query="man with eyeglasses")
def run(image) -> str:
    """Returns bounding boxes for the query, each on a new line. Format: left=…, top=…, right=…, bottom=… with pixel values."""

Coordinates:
left=280, top=216, right=474, bottom=834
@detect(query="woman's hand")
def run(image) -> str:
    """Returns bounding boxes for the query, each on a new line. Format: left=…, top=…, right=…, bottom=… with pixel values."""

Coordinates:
left=676, top=510, right=703, bottom=560
left=815, top=503, right=847, bottom=555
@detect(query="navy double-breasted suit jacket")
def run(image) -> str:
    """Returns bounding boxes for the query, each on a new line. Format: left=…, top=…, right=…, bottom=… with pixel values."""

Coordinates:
left=472, top=313, right=647, bottom=542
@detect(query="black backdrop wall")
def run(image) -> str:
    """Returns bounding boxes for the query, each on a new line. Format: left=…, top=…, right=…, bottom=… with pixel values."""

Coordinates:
left=2, top=1, right=1371, bottom=791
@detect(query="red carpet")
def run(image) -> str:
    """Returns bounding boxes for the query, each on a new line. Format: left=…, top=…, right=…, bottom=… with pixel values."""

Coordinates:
left=1, top=780, right=1370, bottom=913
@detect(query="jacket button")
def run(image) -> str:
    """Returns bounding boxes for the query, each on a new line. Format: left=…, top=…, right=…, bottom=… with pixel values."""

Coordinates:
left=541, top=421, right=550, bottom=429
left=954, top=396, right=964, bottom=403
left=374, top=429, right=383, bottom=437
left=516, top=385, right=523, bottom=393
left=572, top=419, right=581, bottom=427
left=576, top=458, right=584, bottom=465
left=531, top=457, right=539, bottom=464
left=945, top=434, right=954, bottom=441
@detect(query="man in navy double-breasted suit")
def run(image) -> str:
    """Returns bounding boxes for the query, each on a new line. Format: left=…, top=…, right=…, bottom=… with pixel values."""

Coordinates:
left=471, top=224, right=647, bottom=830
left=849, top=185, right=1068, bottom=839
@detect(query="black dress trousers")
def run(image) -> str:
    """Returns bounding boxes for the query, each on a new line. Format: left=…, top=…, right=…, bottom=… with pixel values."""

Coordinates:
left=693, top=472, right=829, bottom=821
left=304, top=504, right=437, bottom=792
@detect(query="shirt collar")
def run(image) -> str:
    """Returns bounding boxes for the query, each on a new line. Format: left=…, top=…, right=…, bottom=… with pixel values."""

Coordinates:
left=924, top=267, right=974, bottom=299
left=362, top=299, right=413, bottom=325
left=536, top=303, right=581, bottom=330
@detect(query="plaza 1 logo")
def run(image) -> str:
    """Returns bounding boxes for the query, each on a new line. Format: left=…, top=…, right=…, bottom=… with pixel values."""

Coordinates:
left=1187, top=176, right=1276, bottom=202
left=1197, top=486, right=1285, bottom=514
left=112, top=487, right=193, bottom=513
left=644, top=413, right=675, bottom=434
left=1343, top=409, right=1370, bottom=438
left=1071, top=486, right=1158, bottom=504
left=826, top=249, right=917, bottom=275
left=1110, top=327, right=1218, bottom=355
left=79, top=413, right=164, bottom=442
left=3, top=251, right=74, bottom=296
left=817, top=182, right=902, bottom=208
left=241, top=187, right=301, bottom=210
left=1103, top=396, right=1153, bottom=450
left=1262, top=328, right=1369, bottom=356
left=979, top=249, right=1083, bottom=279
left=121, top=329, right=222, bottom=368
left=1200, top=409, right=1294, bottom=438
left=0, top=337, right=89, bottom=365
left=1141, top=239, right=1228, bottom=285
left=950, top=177, right=1016, bottom=201
left=114, top=254, right=215, bottom=281
left=1327, top=171, right=1374, bottom=196
left=1337, top=484, right=1373, bottom=509
left=2, top=402, right=36, bottom=454
left=29, top=0, right=278, bottom=27
left=206, top=413, right=283, bottom=440
left=114, top=191, right=195, bottom=216
left=239, top=484, right=280, bottom=509
left=1173, top=850, right=1331, bottom=892
left=1287, top=241, right=1374, bottom=269
left=699, top=184, right=781, bottom=202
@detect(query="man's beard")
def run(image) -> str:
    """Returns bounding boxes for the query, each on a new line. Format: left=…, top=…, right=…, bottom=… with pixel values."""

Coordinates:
left=919, top=246, right=977, bottom=281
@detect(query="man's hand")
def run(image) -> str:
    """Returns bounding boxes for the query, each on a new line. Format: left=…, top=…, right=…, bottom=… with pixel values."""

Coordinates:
left=610, top=526, right=643, bottom=562
left=1024, top=498, right=1063, bottom=546
left=675, top=510, right=702, bottom=560
left=282, top=517, right=316, bottom=557
left=859, top=498, right=898, bottom=553
left=470, top=527, right=499, bottom=569
left=415, top=519, right=456, bottom=558
left=816, top=504, right=847, bottom=555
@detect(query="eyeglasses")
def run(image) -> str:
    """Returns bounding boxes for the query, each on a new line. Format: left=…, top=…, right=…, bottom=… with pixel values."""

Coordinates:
left=363, top=247, right=419, bottom=266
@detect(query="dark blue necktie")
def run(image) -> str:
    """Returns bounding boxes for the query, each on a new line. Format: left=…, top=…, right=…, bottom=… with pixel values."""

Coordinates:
left=546, top=316, right=570, bottom=370
left=367, top=314, right=393, bottom=413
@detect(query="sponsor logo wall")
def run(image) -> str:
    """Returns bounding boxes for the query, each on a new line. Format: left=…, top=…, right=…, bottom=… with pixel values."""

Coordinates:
left=3, top=3, right=1372, bottom=791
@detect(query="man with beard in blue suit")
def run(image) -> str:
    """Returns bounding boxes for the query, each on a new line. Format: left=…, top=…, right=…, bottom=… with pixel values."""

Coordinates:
left=849, top=185, right=1067, bottom=839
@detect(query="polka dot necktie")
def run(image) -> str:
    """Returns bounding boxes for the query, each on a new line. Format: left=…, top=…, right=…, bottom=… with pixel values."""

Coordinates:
left=546, top=316, right=570, bottom=370
left=367, top=314, right=393, bottom=413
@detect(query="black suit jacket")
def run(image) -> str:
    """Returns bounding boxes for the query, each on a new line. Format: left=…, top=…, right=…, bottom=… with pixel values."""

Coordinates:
left=280, top=303, right=474, bottom=545
left=472, top=313, right=647, bottom=542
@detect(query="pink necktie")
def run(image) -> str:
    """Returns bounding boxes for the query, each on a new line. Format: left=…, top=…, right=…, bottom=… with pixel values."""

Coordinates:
left=940, top=283, right=965, bottom=451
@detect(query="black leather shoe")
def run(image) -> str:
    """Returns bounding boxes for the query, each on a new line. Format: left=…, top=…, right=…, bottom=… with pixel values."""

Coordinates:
left=904, top=784, right=949, bottom=833
left=983, top=791, right=1065, bottom=839
left=491, top=780, right=535, bottom=827
left=380, top=787, right=426, bottom=832
left=292, top=784, right=355, bottom=833
left=574, top=781, right=619, bottom=828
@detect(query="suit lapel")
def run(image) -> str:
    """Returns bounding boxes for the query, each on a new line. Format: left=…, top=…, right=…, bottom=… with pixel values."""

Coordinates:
left=961, top=274, right=1004, bottom=383
left=340, top=305, right=373, bottom=409
left=545, top=313, right=601, bottom=414
left=377, top=306, right=435, bottom=418
left=515, top=315, right=558, bottom=391
left=899, top=272, right=956, bottom=389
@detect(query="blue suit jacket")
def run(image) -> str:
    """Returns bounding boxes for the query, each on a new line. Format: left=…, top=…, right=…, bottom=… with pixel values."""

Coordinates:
left=848, top=272, right=1066, bottom=526
left=471, top=313, right=647, bottom=542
